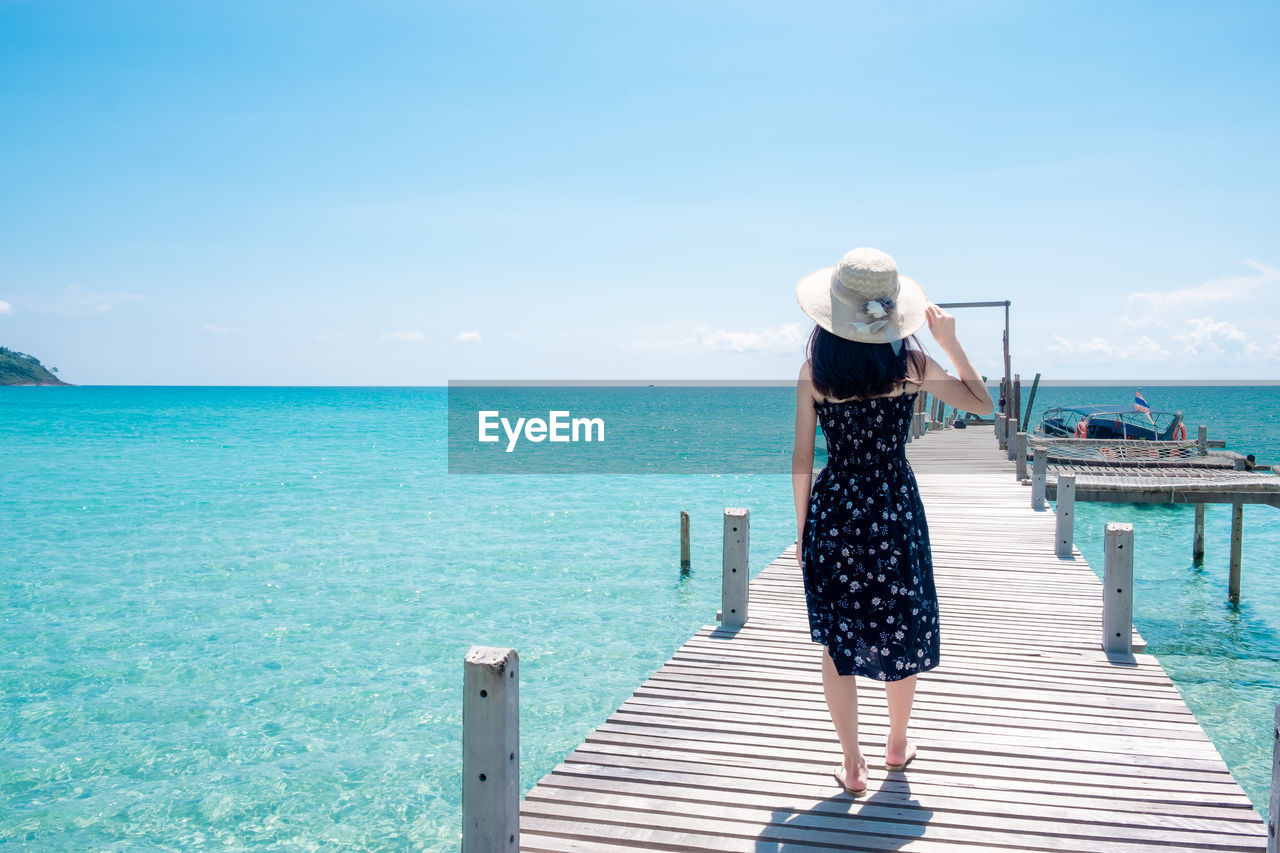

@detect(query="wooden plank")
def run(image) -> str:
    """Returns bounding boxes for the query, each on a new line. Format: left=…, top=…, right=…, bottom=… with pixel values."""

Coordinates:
left=531, top=773, right=1268, bottom=844
left=548, top=757, right=1262, bottom=824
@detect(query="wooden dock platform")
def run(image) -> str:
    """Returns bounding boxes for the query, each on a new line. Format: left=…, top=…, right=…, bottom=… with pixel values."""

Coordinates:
left=517, top=426, right=1270, bottom=852
left=1043, top=465, right=1280, bottom=507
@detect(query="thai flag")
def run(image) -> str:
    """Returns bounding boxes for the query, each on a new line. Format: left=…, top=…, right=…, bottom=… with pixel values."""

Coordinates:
left=1134, top=389, right=1154, bottom=423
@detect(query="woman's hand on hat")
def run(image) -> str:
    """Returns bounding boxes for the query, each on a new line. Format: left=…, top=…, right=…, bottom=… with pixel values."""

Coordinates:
left=925, top=303, right=958, bottom=347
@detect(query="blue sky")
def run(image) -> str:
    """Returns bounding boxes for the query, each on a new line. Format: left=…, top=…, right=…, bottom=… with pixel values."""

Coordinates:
left=2, top=0, right=1277, bottom=384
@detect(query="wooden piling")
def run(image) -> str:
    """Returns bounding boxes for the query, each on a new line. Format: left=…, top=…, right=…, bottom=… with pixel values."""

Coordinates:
left=679, top=511, right=691, bottom=571
left=1015, top=431, right=1028, bottom=480
left=1006, top=421, right=1018, bottom=461
left=1021, top=372, right=1041, bottom=432
left=1268, top=703, right=1279, bottom=853
left=1031, top=447, right=1047, bottom=510
left=720, top=508, right=749, bottom=630
left=1229, top=503, right=1243, bottom=603
left=1198, top=424, right=1208, bottom=455
left=1103, top=523, right=1135, bottom=655
left=1193, top=503, right=1205, bottom=564
left=462, top=646, right=519, bottom=853
left=1012, top=373, right=1022, bottom=436
left=1056, top=473, right=1076, bottom=558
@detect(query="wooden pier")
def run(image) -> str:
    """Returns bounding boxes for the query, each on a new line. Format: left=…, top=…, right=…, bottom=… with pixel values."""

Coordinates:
left=481, top=426, right=1271, bottom=851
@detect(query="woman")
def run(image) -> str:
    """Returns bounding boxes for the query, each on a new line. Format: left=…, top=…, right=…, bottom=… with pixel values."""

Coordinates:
left=792, top=247, right=992, bottom=796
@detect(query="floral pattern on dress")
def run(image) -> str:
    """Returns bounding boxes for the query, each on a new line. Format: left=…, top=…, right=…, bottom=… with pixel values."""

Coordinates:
left=801, top=391, right=940, bottom=680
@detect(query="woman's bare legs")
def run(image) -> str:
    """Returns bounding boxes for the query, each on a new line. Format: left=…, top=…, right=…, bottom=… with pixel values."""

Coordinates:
left=884, top=674, right=918, bottom=768
left=820, top=648, right=868, bottom=790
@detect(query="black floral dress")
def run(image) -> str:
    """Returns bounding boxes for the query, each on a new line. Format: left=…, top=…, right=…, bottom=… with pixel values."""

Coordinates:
left=801, top=391, right=940, bottom=680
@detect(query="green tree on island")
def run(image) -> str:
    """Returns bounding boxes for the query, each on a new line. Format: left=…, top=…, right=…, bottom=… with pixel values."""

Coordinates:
left=0, top=346, right=72, bottom=386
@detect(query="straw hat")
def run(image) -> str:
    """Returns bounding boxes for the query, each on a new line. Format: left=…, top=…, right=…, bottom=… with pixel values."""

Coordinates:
left=796, top=247, right=928, bottom=343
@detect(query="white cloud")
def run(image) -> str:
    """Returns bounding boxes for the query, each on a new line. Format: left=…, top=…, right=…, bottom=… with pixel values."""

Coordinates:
left=697, top=322, right=808, bottom=354
left=381, top=330, right=428, bottom=341
left=1048, top=260, right=1280, bottom=371
left=1173, top=317, right=1248, bottom=357
left=1256, top=335, right=1280, bottom=360
left=1125, top=260, right=1279, bottom=319
left=201, top=323, right=232, bottom=335
left=20, top=283, right=146, bottom=316
left=1047, top=334, right=1171, bottom=362
left=629, top=322, right=808, bottom=355
left=453, top=331, right=483, bottom=343
left=0, top=300, right=12, bottom=315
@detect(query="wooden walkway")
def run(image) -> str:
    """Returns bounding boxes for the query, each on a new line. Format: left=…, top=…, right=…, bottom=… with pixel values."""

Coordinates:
left=518, top=427, right=1270, bottom=852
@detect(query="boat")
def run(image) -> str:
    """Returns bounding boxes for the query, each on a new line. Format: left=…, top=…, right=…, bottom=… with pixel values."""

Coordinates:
left=1035, top=404, right=1186, bottom=441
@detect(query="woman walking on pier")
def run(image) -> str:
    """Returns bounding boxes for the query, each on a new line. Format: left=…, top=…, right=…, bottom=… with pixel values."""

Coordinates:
left=793, top=247, right=992, bottom=796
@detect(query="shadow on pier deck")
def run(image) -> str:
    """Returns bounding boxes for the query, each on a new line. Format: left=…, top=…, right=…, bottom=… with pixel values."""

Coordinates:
left=517, top=427, right=1269, bottom=852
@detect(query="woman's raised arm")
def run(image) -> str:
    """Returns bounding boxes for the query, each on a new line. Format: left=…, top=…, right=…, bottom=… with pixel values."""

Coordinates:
left=914, top=304, right=994, bottom=416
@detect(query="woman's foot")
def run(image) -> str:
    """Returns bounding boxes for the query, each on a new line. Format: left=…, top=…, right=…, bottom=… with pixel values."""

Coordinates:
left=832, top=756, right=869, bottom=795
left=883, top=741, right=917, bottom=772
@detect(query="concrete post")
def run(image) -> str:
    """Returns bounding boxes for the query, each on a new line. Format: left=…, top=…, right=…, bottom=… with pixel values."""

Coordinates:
left=1015, top=432, right=1028, bottom=481
left=1055, top=474, right=1076, bottom=558
left=1032, top=448, right=1047, bottom=511
left=721, top=508, right=749, bottom=630
left=462, top=646, right=519, bottom=853
left=1103, top=523, right=1135, bottom=655
left=1229, top=503, right=1243, bottom=603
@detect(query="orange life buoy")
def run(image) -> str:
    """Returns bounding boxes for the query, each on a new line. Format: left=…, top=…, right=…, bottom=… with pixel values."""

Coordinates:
left=1173, top=423, right=1186, bottom=441
left=1074, top=419, right=1087, bottom=439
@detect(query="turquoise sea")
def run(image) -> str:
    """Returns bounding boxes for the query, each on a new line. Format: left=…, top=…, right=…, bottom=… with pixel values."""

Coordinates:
left=2, top=385, right=1278, bottom=849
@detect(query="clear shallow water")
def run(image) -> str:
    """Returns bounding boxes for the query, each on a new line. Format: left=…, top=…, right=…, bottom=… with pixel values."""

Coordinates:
left=0, top=387, right=795, bottom=850
left=1, top=385, right=1277, bottom=849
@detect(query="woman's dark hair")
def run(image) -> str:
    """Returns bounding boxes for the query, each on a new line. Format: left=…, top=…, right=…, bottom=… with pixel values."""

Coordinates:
left=807, top=325, right=927, bottom=401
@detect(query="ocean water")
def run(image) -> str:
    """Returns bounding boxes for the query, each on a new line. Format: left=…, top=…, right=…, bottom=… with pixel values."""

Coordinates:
left=1, top=385, right=1277, bottom=849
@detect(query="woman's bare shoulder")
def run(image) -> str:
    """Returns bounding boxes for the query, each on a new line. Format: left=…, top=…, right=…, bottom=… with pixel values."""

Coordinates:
left=797, top=360, right=827, bottom=406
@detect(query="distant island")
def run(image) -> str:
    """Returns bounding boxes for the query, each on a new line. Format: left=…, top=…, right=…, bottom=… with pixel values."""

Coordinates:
left=0, top=347, right=71, bottom=385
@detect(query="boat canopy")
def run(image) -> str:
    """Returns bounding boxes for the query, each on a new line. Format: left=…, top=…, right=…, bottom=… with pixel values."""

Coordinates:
left=1036, top=404, right=1184, bottom=440
left=1049, top=405, right=1160, bottom=416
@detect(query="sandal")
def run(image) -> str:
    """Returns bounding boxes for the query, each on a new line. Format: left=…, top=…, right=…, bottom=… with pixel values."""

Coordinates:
left=884, top=744, right=917, bottom=772
left=832, top=763, right=868, bottom=796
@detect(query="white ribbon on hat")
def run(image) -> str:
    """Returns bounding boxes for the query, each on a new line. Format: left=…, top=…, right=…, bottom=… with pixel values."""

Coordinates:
left=849, top=297, right=898, bottom=334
